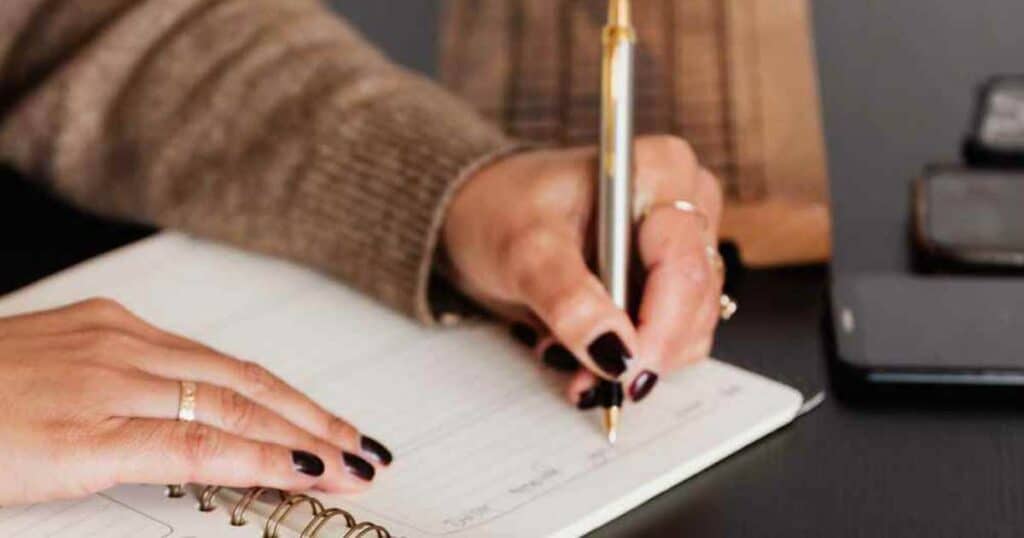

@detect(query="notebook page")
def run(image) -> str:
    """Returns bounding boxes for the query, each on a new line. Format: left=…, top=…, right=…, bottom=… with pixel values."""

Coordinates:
left=0, top=234, right=802, bottom=538
left=0, top=485, right=253, bottom=537
left=0, top=493, right=171, bottom=537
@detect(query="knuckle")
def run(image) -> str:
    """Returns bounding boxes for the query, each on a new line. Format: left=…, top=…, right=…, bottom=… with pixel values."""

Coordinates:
left=255, top=442, right=285, bottom=475
left=178, top=422, right=223, bottom=469
left=238, top=360, right=279, bottom=398
left=545, top=285, right=597, bottom=337
left=326, top=416, right=357, bottom=444
left=679, top=252, right=713, bottom=287
left=78, top=329, right=142, bottom=357
left=640, top=135, right=697, bottom=168
left=76, top=297, right=131, bottom=320
left=221, top=389, right=258, bottom=434
left=501, top=227, right=557, bottom=271
left=502, top=227, right=564, bottom=290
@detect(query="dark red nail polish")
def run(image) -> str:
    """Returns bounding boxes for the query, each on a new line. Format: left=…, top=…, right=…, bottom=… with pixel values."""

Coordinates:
left=343, top=452, right=375, bottom=481
left=587, top=332, right=631, bottom=378
left=577, top=387, right=600, bottom=410
left=510, top=323, right=539, bottom=347
left=543, top=344, right=580, bottom=372
left=292, top=451, right=325, bottom=477
left=360, top=436, right=393, bottom=466
left=629, top=370, right=659, bottom=402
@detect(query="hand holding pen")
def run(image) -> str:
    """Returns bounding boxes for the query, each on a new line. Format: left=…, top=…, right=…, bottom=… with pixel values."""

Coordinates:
left=442, top=1, right=732, bottom=444
left=443, top=141, right=731, bottom=424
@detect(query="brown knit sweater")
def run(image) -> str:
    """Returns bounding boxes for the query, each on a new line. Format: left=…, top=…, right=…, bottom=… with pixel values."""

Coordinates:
left=0, top=0, right=518, bottom=322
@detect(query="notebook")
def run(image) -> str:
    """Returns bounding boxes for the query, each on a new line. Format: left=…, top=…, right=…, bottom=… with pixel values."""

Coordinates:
left=0, top=233, right=806, bottom=538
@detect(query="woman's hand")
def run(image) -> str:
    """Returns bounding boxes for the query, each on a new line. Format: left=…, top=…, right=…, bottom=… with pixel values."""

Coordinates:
left=445, top=136, right=724, bottom=406
left=0, top=299, right=392, bottom=506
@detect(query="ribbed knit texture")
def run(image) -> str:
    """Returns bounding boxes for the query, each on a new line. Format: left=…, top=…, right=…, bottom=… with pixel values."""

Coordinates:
left=0, top=0, right=517, bottom=322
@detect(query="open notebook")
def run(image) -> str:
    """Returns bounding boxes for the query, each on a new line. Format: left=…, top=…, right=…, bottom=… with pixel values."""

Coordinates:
left=0, top=233, right=805, bottom=538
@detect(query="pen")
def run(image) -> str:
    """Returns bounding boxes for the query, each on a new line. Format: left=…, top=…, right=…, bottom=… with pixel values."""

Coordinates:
left=597, top=0, right=636, bottom=445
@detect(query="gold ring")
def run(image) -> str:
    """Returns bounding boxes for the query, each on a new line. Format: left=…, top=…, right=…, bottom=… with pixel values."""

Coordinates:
left=719, top=294, right=738, bottom=321
left=178, top=381, right=197, bottom=422
left=642, top=200, right=709, bottom=231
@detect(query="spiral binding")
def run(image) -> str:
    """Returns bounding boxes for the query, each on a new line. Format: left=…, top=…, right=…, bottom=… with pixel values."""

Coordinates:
left=188, top=485, right=390, bottom=538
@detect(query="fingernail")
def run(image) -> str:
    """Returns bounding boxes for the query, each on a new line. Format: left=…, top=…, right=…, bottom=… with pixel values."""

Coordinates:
left=510, top=323, right=539, bottom=347
left=577, top=386, right=600, bottom=410
left=360, top=436, right=394, bottom=466
left=292, top=451, right=325, bottom=477
left=598, top=380, right=624, bottom=408
left=342, top=451, right=376, bottom=482
left=587, top=332, right=631, bottom=378
left=542, top=344, right=580, bottom=372
left=629, top=370, right=659, bottom=402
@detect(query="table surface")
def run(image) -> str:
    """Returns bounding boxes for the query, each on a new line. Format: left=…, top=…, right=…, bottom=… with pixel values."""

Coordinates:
left=4, top=1, right=1024, bottom=536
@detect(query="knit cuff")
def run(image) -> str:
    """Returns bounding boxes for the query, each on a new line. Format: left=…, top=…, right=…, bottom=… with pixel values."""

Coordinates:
left=289, top=74, right=522, bottom=323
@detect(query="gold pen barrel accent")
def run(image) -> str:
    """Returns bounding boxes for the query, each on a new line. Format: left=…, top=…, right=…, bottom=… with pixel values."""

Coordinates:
left=608, top=0, right=632, bottom=28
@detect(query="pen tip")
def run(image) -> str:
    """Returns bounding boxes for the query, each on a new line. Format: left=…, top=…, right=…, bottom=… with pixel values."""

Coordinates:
left=603, top=406, right=620, bottom=445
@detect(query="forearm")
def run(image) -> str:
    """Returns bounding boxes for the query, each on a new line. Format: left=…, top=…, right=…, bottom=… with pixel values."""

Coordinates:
left=0, top=0, right=516, bottom=321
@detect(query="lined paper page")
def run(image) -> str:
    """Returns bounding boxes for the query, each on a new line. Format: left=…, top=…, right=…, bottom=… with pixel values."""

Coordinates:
left=0, top=485, right=261, bottom=538
left=0, top=234, right=802, bottom=538
left=0, top=494, right=171, bottom=537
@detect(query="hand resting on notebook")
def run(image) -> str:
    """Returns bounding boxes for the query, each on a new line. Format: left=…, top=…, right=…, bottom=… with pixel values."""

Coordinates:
left=0, top=299, right=392, bottom=505
left=446, top=136, right=725, bottom=406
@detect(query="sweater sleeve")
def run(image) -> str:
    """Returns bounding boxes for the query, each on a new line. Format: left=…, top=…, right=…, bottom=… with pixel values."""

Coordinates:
left=0, top=0, right=518, bottom=323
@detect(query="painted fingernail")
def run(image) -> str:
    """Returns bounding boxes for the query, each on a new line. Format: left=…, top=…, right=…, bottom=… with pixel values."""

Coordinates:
left=343, top=452, right=376, bottom=481
left=577, top=386, right=600, bottom=410
left=587, top=332, right=631, bottom=378
left=360, top=436, right=394, bottom=466
left=629, top=370, right=660, bottom=402
left=510, top=323, right=539, bottom=347
left=292, top=451, right=325, bottom=477
left=542, top=344, right=580, bottom=372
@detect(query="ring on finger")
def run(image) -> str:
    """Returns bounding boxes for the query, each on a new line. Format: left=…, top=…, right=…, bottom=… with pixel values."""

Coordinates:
left=177, top=380, right=198, bottom=422
left=719, top=294, right=738, bottom=321
left=168, top=380, right=199, bottom=498
left=641, top=200, right=709, bottom=232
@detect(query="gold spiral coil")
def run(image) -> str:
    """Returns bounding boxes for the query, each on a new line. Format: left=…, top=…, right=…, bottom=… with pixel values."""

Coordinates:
left=183, top=485, right=390, bottom=537
left=300, top=507, right=357, bottom=537
left=198, top=486, right=222, bottom=512
left=264, top=494, right=325, bottom=538
left=343, top=521, right=390, bottom=538
left=230, top=488, right=284, bottom=526
left=165, top=484, right=187, bottom=498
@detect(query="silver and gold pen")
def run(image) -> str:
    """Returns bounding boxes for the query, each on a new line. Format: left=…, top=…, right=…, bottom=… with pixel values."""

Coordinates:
left=597, top=0, right=636, bottom=445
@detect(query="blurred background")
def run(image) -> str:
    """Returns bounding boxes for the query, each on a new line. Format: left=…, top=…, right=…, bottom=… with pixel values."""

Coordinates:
left=5, top=0, right=1022, bottom=294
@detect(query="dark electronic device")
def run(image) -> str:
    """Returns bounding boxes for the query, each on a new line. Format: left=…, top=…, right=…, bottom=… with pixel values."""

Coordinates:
left=826, top=63, right=1024, bottom=389
left=829, top=273, right=1024, bottom=391
left=913, top=167, right=1024, bottom=269
left=964, top=76, right=1024, bottom=168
